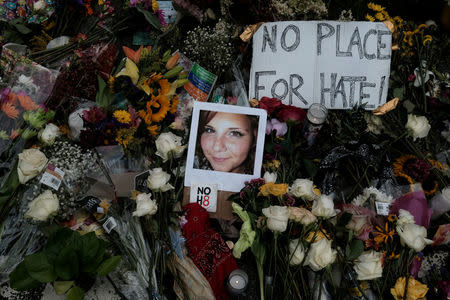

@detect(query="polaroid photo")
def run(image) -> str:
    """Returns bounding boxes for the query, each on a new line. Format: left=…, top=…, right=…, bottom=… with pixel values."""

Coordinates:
left=185, top=102, right=267, bottom=192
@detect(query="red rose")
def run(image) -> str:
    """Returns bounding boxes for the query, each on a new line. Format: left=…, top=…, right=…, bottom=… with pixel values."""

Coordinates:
left=259, top=97, right=283, bottom=114
left=276, top=105, right=306, bottom=123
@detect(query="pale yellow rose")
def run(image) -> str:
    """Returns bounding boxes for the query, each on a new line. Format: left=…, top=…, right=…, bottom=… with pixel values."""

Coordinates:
left=304, top=238, right=337, bottom=271
left=391, top=277, right=428, bottom=300
left=354, top=250, right=383, bottom=280
left=289, top=207, right=317, bottom=226
left=262, top=205, right=290, bottom=233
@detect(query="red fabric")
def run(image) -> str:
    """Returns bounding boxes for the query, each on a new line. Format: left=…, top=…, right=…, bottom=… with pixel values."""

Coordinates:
left=182, top=203, right=238, bottom=300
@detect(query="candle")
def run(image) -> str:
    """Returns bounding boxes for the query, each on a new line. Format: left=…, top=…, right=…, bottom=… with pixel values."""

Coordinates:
left=302, top=103, right=328, bottom=148
left=227, top=269, right=248, bottom=295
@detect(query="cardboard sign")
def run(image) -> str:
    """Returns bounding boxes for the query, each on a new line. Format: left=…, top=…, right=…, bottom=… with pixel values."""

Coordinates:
left=249, top=21, right=392, bottom=110
left=190, top=183, right=218, bottom=212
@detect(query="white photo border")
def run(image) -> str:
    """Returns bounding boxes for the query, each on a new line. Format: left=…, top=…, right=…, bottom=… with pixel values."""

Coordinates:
left=185, top=102, right=267, bottom=192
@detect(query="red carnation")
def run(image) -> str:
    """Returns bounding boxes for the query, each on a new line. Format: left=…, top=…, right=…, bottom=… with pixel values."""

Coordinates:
left=259, top=97, right=283, bottom=114
left=276, top=105, right=306, bottom=123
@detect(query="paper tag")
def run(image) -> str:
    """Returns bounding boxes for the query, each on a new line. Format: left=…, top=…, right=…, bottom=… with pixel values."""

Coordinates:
left=40, top=164, right=64, bottom=190
left=134, top=170, right=151, bottom=193
left=103, top=217, right=117, bottom=234
left=375, top=201, right=390, bottom=216
left=190, top=183, right=218, bottom=212
left=159, top=1, right=177, bottom=24
left=184, top=63, right=217, bottom=102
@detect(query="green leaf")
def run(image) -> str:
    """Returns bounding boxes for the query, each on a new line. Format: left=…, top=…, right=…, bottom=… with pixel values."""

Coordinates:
left=302, top=158, right=318, bottom=178
left=9, top=261, right=41, bottom=291
left=66, top=286, right=84, bottom=300
left=79, top=232, right=100, bottom=263
left=12, top=22, right=32, bottom=34
left=53, top=281, right=74, bottom=295
left=24, top=252, right=56, bottom=283
left=347, top=239, right=364, bottom=260
left=95, top=76, right=114, bottom=107
left=44, top=228, right=76, bottom=264
left=337, top=212, right=353, bottom=227
left=393, top=87, right=404, bottom=100
left=137, top=7, right=162, bottom=31
left=81, top=240, right=107, bottom=273
left=55, top=247, right=79, bottom=280
left=96, top=256, right=121, bottom=276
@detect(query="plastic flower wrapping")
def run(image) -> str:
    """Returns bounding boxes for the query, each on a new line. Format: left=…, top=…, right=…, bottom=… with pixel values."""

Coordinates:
left=0, top=1, right=449, bottom=300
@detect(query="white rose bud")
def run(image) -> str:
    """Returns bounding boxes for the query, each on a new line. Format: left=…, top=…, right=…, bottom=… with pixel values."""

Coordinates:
left=396, top=223, right=433, bottom=252
left=25, top=190, right=59, bottom=221
left=262, top=205, right=290, bottom=233
left=289, top=179, right=318, bottom=201
left=133, top=193, right=158, bottom=217
left=405, top=114, right=431, bottom=141
left=304, top=238, right=337, bottom=271
left=155, top=132, right=186, bottom=162
left=38, top=123, right=60, bottom=145
left=354, top=251, right=383, bottom=280
left=289, top=239, right=305, bottom=266
left=263, top=171, right=277, bottom=183
left=17, top=148, right=48, bottom=184
left=146, top=168, right=174, bottom=192
left=311, top=195, right=336, bottom=218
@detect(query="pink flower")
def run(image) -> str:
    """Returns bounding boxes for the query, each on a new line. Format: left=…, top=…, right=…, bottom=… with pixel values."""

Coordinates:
left=266, top=118, right=288, bottom=136
left=408, top=74, right=416, bottom=82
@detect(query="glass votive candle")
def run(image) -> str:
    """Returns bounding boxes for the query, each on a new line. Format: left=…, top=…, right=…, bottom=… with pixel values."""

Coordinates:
left=227, top=269, right=248, bottom=296
left=302, top=103, right=328, bottom=147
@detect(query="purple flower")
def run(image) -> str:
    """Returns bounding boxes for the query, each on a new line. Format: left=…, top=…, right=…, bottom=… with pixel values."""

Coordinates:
left=266, top=118, right=288, bottom=137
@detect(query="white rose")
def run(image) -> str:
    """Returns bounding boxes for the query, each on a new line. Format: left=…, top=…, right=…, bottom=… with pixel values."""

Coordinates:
left=289, top=179, right=318, bottom=201
left=146, top=168, right=174, bottom=192
left=33, top=0, right=46, bottom=10
left=263, top=171, right=277, bottom=183
left=311, top=195, right=336, bottom=218
left=289, top=207, right=317, bottom=226
left=262, top=205, right=290, bottom=233
left=431, top=187, right=450, bottom=219
left=397, top=209, right=415, bottom=227
left=155, top=132, right=186, bottom=162
left=133, top=193, right=158, bottom=217
left=38, top=123, right=60, bottom=145
left=289, top=239, right=305, bottom=266
left=304, top=238, right=337, bottom=271
left=354, top=251, right=383, bottom=280
left=17, top=148, right=48, bottom=184
left=396, top=223, right=433, bottom=252
left=25, top=190, right=59, bottom=221
left=405, top=114, right=431, bottom=141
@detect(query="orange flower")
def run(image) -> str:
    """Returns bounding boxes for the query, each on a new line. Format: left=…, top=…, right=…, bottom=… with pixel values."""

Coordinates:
left=10, top=129, right=19, bottom=139
left=17, top=94, right=39, bottom=110
left=258, top=182, right=288, bottom=197
left=147, top=125, right=159, bottom=136
left=373, top=222, right=395, bottom=244
left=170, top=95, right=179, bottom=114
left=150, top=94, right=170, bottom=122
left=1, top=102, right=19, bottom=119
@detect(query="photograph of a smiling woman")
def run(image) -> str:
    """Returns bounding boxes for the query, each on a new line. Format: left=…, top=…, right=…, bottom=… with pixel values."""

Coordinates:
left=194, top=110, right=259, bottom=174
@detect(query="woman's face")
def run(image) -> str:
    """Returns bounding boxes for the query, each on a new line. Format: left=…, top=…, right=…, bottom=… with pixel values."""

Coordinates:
left=201, top=112, right=253, bottom=173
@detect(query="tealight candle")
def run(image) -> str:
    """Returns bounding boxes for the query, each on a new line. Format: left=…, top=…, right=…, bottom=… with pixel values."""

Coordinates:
left=302, top=103, right=328, bottom=148
left=227, top=269, right=248, bottom=296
